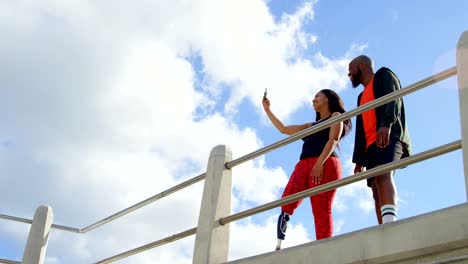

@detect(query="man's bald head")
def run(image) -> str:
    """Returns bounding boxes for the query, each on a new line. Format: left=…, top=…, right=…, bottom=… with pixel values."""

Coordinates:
left=348, top=55, right=375, bottom=88
left=350, top=55, right=373, bottom=69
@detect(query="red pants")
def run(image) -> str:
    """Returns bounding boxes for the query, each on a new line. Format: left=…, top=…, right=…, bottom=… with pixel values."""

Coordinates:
left=281, top=156, right=341, bottom=240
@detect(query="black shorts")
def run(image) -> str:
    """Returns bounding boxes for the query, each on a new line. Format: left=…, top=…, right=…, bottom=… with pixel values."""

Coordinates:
left=364, top=139, right=404, bottom=187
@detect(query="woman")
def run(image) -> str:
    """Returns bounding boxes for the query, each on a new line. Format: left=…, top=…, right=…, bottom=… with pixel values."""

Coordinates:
left=262, top=89, right=351, bottom=249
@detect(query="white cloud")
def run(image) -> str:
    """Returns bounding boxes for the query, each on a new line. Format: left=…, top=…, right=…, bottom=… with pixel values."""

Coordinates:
left=310, top=34, right=318, bottom=44
left=0, top=0, right=365, bottom=263
left=232, top=160, right=288, bottom=211
left=333, top=219, right=345, bottom=235
left=333, top=155, right=374, bottom=215
left=229, top=216, right=311, bottom=261
left=334, top=181, right=374, bottom=214
left=432, top=48, right=458, bottom=91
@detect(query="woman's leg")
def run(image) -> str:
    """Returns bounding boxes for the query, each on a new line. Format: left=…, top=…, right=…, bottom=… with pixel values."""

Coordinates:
left=309, top=157, right=341, bottom=240
left=311, top=189, right=336, bottom=239
left=277, top=159, right=312, bottom=248
left=281, top=159, right=311, bottom=215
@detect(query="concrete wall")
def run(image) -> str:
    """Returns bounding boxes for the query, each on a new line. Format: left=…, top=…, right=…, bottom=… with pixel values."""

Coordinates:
left=226, top=203, right=468, bottom=264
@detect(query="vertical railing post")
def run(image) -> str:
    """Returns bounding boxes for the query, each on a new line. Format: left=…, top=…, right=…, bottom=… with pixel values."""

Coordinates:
left=457, top=30, right=468, bottom=200
left=193, top=145, right=232, bottom=264
left=22, top=205, right=54, bottom=264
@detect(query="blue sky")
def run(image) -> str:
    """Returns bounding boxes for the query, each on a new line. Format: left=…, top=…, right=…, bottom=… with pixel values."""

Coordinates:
left=0, top=0, right=467, bottom=263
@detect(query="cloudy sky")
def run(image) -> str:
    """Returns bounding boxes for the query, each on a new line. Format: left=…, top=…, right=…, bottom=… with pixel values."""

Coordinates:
left=1, top=0, right=468, bottom=263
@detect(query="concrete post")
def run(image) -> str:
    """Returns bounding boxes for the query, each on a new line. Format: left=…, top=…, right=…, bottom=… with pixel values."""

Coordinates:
left=193, top=145, right=232, bottom=264
left=457, top=31, right=468, bottom=200
left=22, top=205, right=53, bottom=264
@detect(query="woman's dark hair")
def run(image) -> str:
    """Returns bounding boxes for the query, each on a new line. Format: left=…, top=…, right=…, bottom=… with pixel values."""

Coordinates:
left=315, top=89, right=352, bottom=139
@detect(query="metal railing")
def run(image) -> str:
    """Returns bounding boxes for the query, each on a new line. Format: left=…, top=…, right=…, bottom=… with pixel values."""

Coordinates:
left=95, top=228, right=198, bottom=264
left=94, top=140, right=462, bottom=263
left=93, top=66, right=460, bottom=263
left=0, top=66, right=457, bottom=234
left=0, top=173, right=207, bottom=234
left=220, top=140, right=462, bottom=225
left=0, top=258, right=20, bottom=264
left=0, top=53, right=464, bottom=263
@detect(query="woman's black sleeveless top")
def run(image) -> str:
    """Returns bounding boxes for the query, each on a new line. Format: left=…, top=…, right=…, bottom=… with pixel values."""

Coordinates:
left=300, top=116, right=337, bottom=160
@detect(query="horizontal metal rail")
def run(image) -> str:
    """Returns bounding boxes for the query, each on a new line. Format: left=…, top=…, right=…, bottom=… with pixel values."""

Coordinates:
left=0, top=214, right=32, bottom=225
left=225, top=66, right=457, bottom=169
left=0, top=258, right=20, bottom=264
left=95, top=227, right=197, bottom=264
left=0, top=173, right=206, bottom=233
left=219, top=140, right=462, bottom=225
left=0, top=214, right=80, bottom=233
left=80, top=173, right=206, bottom=233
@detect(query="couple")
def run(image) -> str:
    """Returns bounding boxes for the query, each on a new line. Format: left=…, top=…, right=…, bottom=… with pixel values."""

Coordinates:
left=262, top=55, right=412, bottom=249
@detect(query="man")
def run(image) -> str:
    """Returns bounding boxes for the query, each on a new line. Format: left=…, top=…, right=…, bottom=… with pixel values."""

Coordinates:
left=348, top=55, right=411, bottom=224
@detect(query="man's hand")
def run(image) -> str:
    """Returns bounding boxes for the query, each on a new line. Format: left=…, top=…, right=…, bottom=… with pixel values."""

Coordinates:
left=354, top=164, right=364, bottom=174
left=376, top=127, right=391, bottom=148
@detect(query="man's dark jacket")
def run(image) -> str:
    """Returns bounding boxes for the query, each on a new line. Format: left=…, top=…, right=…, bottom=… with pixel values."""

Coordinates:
left=352, top=67, right=412, bottom=166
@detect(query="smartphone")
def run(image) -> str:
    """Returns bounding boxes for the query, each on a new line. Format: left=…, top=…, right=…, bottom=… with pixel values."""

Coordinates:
left=263, top=88, right=268, bottom=99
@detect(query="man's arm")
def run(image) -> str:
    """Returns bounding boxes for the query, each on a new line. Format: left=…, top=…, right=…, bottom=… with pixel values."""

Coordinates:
left=353, top=94, right=366, bottom=167
left=379, top=70, right=402, bottom=128
left=376, top=69, right=402, bottom=147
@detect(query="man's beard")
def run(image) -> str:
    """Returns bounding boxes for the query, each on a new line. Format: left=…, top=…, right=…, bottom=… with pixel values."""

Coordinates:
left=351, top=70, right=362, bottom=88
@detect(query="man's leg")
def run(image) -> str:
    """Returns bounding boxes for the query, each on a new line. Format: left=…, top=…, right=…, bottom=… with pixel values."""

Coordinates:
left=370, top=180, right=382, bottom=225
left=375, top=170, right=397, bottom=224
left=367, top=140, right=402, bottom=224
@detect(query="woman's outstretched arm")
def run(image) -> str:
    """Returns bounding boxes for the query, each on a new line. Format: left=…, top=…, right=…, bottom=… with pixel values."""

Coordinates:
left=262, top=97, right=312, bottom=135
